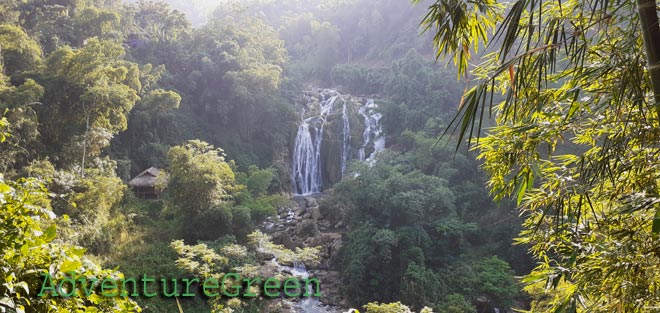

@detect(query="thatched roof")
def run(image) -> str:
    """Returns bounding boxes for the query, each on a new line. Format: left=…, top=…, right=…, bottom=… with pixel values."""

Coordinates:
left=128, top=167, right=162, bottom=188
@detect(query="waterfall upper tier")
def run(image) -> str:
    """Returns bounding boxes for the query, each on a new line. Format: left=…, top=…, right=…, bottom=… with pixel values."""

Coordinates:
left=291, top=89, right=384, bottom=196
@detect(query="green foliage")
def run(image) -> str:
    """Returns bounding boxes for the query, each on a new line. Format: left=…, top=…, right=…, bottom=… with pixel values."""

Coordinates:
left=331, top=152, right=520, bottom=310
left=111, top=87, right=182, bottom=174
left=18, top=158, right=134, bottom=255
left=177, top=15, right=286, bottom=131
left=34, top=38, right=146, bottom=168
left=401, top=263, right=444, bottom=309
left=414, top=0, right=500, bottom=76
left=166, top=140, right=239, bottom=241
left=140, top=88, right=181, bottom=113
left=0, top=115, right=9, bottom=142
left=0, top=24, right=42, bottom=78
left=435, top=294, right=476, bottom=313
left=0, top=176, right=140, bottom=312
left=71, top=7, right=121, bottom=45
left=247, top=230, right=321, bottom=266
left=125, top=0, right=190, bottom=45
left=330, top=50, right=462, bottom=136
left=239, top=165, right=275, bottom=197
left=339, top=222, right=400, bottom=305
left=474, top=256, right=518, bottom=308
left=163, top=141, right=283, bottom=242
left=167, top=140, right=237, bottom=210
left=243, top=195, right=282, bottom=224
left=0, top=79, right=44, bottom=172
left=363, top=301, right=434, bottom=313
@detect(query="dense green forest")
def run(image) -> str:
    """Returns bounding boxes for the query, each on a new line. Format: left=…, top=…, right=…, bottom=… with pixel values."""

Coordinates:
left=4, top=0, right=658, bottom=312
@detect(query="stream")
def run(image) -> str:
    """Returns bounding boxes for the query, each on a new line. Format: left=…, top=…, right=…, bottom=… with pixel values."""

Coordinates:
left=272, top=258, right=339, bottom=313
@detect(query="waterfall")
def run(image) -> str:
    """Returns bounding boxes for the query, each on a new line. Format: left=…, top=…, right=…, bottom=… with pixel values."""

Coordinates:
left=358, top=99, right=384, bottom=162
left=340, top=102, right=351, bottom=175
left=292, top=122, right=316, bottom=195
left=292, top=90, right=338, bottom=195
left=292, top=90, right=383, bottom=195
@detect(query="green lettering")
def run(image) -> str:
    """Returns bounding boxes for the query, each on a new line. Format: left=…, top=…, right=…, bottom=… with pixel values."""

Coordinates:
left=203, top=277, right=219, bottom=297
left=161, top=278, right=180, bottom=297
left=263, top=277, right=281, bottom=297
left=242, top=277, right=261, bottom=297
left=77, top=276, right=98, bottom=296
left=58, top=274, right=78, bottom=297
left=141, top=274, right=157, bottom=297
left=182, top=278, right=199, bottom=297
left=120, top=278, right=139, bottom=297
left=302, top=278, right=321, bottom=297
left=283, top=278, right=301, bottom=297
left=221, top=273, right=241, bottom=297
left=38, top=273, right=58, bottom=297
left=101, top=278, right=117, bottom=297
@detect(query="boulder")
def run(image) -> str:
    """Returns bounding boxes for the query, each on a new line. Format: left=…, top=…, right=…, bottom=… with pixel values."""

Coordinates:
left=305, top=232, right=343, bottom=265
left=304, top=196, right=319, bottom=208
left=314, top=270, right=346, bottom=308
left=318, top=219, right=331, bottom=228
left=271, top=231, right=297, bottom=250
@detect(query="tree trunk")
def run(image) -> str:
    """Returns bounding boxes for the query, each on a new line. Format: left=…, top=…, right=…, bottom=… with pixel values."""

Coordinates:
left=637, top=0, right=660, bottom=108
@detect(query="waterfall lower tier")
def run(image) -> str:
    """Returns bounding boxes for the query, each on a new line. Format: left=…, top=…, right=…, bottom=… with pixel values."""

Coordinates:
left=358, top=98, right=384, bottom=163
left=292, top=122, right=319, bottom=195
left=291, top=90, right=338, bottom=195
left=291, top=89, right=384, bottom=195
left=341, top=102, right=351, bottom=175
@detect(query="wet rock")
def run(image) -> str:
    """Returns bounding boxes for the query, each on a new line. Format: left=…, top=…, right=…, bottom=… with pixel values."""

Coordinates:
left=264, top=301, right=294, bottom=313
left=304, top=196, right=319, bottom=208
left=315, top=270, right=345, bottom=308
left=310, top=206, right=321, bottom=222
left=296, top=219, right=319, bottom=238
left=305, top=232, right=343, bottom=265
left=258, top=261, right=279, bottom=278
left=318, top=219, right=331, bottom=228
left=271, top=231, right=297, bottom=250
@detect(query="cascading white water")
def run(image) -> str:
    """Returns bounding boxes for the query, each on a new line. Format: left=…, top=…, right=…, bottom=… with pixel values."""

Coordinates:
left=292, top=90, right=382, bottom=195
left=292, top=90, right=338, bottom=195
left=358, top=99, right=384, bottom=162
left=292, top=121, right=317, bottom=195
left=340, top=102, right=351, bottom=175
left=271, top=258, right=337, bottom=313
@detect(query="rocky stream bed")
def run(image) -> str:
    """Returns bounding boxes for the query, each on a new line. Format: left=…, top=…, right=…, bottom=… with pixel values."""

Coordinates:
left=260, top=195, right=347, bottom=313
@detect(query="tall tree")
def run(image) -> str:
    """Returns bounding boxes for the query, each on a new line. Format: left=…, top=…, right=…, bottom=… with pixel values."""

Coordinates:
left=417, top=0, right=660, bottom=310
left=38, top=38, right=142, bottom=168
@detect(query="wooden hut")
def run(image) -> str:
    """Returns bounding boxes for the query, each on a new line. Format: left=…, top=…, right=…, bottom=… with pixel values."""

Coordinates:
left=128, top=167, right=165, bottom=199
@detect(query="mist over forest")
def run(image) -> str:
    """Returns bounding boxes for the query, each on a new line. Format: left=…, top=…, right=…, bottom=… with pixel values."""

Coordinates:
left=4, top=0, right=657, bottom=312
